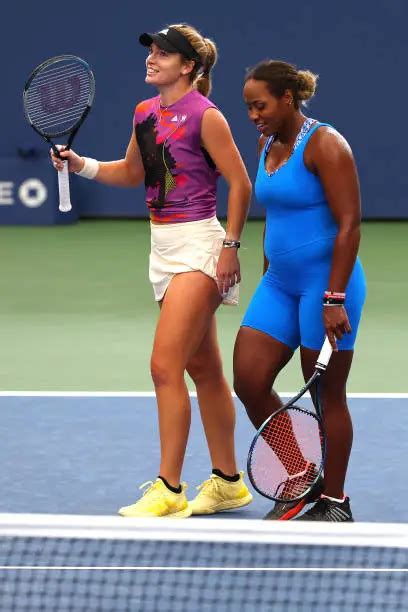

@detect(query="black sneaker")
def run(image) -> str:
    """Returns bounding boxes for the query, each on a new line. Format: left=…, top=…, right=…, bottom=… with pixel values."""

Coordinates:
left=295, top=496, right=354, bottom=522
left=263, top=474, right=324, bottom=521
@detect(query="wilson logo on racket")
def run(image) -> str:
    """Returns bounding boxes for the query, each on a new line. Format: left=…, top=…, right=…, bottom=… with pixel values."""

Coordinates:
left=39, top=77, right=82, bottom=113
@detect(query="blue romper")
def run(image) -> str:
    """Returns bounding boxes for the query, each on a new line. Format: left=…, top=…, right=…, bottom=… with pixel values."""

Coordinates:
left=242, top=121, right=366, bottom=351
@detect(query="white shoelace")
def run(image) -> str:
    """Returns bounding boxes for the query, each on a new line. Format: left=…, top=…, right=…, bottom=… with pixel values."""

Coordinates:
left=196, top=476, right=221, bottom=495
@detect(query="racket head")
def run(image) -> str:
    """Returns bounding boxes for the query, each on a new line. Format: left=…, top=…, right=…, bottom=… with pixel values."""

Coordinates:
left=23, top=55, right=95, bottom=141
left=247, top=404, right=325, bottom=503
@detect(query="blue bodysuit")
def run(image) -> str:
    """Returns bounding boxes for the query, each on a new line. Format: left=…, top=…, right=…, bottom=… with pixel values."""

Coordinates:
left=242, top=121, right=366, bottom=351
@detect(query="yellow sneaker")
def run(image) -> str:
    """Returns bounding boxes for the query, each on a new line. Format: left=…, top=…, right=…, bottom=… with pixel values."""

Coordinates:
left=189, top=471, right=253, bottom=515
left=118, top=479, right=192, bottom=518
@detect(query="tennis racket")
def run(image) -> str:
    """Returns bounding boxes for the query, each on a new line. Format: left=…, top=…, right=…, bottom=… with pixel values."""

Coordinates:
left=247, top=337, right=332, bottom=503
left=23, top=55, right=95, bottom=212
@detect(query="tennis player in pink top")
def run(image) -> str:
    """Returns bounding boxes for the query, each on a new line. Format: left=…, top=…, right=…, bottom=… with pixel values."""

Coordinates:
left=51, top=23, right=253, bottom=517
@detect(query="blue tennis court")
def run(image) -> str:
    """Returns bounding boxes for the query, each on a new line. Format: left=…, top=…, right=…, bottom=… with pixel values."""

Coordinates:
left=0, top=394, right=406, bottom=522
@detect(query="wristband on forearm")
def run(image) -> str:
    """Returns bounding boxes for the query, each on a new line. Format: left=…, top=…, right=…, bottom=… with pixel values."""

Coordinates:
left=222, top=239, right=241, bottom=249
left=323, top=291, right=346, bottom=306
left=75, top=157, right=99, bottom=179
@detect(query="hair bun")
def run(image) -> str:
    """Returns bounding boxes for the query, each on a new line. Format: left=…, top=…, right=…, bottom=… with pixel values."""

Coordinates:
left=297, top=70, right=318, bottom=101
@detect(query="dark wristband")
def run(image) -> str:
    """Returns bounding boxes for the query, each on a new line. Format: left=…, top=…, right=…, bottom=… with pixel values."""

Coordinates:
left=323, top=297, right=345, bottom=306
left=223, top=239, right=240, bottom=249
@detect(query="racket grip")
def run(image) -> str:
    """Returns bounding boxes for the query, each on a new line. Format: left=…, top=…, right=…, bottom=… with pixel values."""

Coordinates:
left=58, top=161, right=72, bottom=212
left=316, top=336, right=333, bottom=370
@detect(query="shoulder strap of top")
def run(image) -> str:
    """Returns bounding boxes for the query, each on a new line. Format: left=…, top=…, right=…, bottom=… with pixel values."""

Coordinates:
left=185, top=90, right=218, bottom=114
left=134, top=96, right=159, bottom=122
left=295, top=121, right=333, bottom=151
left=264, top=135, right=275, bottom=156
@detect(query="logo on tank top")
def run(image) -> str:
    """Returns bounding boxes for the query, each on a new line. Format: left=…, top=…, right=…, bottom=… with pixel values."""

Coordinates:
left=170, top=114, right=187, bottom=122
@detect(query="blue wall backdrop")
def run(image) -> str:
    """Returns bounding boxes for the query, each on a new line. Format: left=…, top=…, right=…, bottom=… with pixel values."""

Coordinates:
left=1, top=0, right=407, bottom=221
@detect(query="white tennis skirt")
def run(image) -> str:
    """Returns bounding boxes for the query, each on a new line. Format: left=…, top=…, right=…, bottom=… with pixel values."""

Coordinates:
left=149, top=216, right=239, bottom=306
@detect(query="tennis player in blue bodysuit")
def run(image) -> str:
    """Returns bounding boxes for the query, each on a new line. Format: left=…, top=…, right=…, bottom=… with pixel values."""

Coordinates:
left=234, top=60, right=366, bottom=522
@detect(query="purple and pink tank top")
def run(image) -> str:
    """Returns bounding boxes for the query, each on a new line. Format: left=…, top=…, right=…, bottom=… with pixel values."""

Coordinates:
left=134, top=89, right=219, bottom=223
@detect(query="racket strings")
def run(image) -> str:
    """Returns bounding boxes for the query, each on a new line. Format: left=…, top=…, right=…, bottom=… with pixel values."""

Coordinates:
left=251, top=407, right=323, bottom=501
left=29, top=63, right=87, bottom=83
left=29, top=106, right=89, bottom=133
left=261, top=411, right=308, bottom=471
left=26, top=80, right=89, bottom=112
left=274, top=461, right=318, bottom=499
left=28, top=70, right=89, bottom=97
left=29, top=60, right=86, bottom=80
left=26, top=95, right=88, bottom=116
left=26, top=69, right=89, bottom=102
left=25, top=62, right=92, bottom=136
left=26, top=89, right=89, bottom=116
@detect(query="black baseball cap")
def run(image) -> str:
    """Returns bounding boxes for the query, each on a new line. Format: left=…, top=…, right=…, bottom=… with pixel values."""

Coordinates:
left=139, top=27, right=202, bottom=67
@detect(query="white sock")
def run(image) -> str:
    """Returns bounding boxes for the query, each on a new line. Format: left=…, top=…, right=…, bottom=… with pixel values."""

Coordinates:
left=321, top=494, right=346, bottom=503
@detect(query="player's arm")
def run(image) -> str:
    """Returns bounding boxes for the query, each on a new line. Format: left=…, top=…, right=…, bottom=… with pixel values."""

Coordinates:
left=257, top=135, right=269, bottom=275
left=93, top=131, right=145, bottom=187
left=201, top=108, right=252, bottom=242
left=307, top=127, right=361, bottom=348
left=51, top=129, right=145, bottom=188
left=263, top=223, right=268, bottom=275
left=201, top=108, right=252, bottom=293
left=307, top=127, right=361, bottom=292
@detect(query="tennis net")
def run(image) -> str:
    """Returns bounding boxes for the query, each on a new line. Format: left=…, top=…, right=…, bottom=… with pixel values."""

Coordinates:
left=0, top=513, right=407, bottom=611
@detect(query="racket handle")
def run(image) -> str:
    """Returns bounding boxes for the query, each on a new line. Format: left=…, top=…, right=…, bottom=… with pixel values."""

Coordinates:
left=316, top=336, right=333, bottom=371
left=58, top=161, right=72, bottom=213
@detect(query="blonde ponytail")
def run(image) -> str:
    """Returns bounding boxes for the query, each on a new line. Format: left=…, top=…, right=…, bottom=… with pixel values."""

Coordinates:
left=169, top=24, right=218, bottom=97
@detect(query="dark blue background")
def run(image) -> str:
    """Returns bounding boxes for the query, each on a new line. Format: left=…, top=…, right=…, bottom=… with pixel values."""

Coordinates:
left=2, top=0, right=407, bottom=219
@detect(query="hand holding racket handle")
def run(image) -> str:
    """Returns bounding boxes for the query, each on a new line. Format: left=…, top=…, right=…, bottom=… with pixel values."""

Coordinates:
left=315, top=336, right=333, bottom=372
left=58, top=162, right=72, bottom=212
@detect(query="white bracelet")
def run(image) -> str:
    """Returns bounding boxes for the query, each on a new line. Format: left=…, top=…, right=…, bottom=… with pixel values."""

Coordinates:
left=75, top=157, right=99, bottom=180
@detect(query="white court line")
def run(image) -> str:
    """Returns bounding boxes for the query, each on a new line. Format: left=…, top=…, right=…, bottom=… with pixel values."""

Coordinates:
left=0, top=392, right=407, bottom=399
left=1, top=514, right=407, bottom=547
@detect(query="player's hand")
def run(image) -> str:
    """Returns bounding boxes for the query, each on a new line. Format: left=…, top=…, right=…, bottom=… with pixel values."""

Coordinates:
left=216, top=248, right=241, bottom=297
left=50, top=146, right=85, bottom=173
left=323, top=305, right=352, bottom=351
